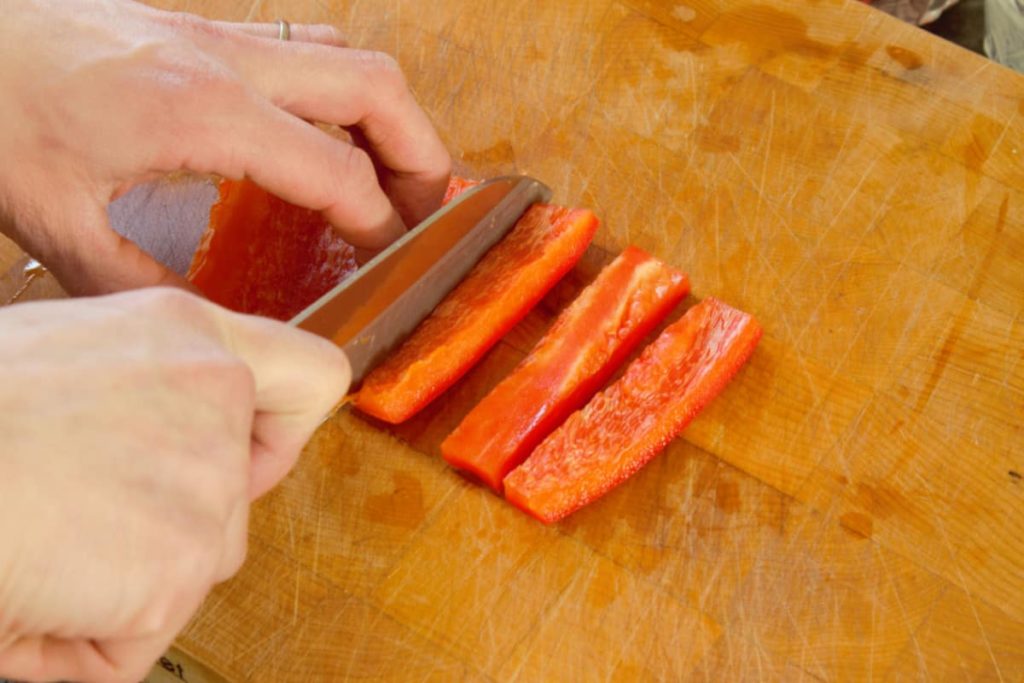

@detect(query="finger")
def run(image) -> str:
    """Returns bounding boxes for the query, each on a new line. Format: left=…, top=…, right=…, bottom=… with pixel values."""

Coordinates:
left=7, top=200, right=194, bottom=296
left=180, top=88, right=407, bottom=249
left=86, top=580, right=212, bottom=683
left=214, top=308, right=351, bottom=499
left=0, top=634, right=120, bottom=683
left=204, top=39, right=451, bottom=227
left=0, top=629, right=182, bottom=683
left=212, top=20, right=348, bottom=47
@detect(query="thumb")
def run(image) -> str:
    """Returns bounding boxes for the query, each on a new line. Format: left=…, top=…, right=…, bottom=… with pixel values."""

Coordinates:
left=217, top=308, right=352, bottom=499
left=13, top=199, right=191, bottom=296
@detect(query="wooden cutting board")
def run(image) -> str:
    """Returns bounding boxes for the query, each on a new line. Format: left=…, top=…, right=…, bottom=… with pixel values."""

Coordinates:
left=2, top=0, right=1022, bottom=679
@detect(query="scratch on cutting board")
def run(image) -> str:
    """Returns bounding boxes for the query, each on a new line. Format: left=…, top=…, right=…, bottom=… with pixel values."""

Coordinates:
left=913, top=195, right=1008, bottom=415
left=311, top=467, right=328, bottom=574
left=816, top=122, right=855, bottom=199
left=951, top=565, right=1005, bottom=682
left=285, top=500, right=296, bottom=552
left=787, top=180, right=895, bottom=375
left=243, top=0, right=262, bottom=22
left=821, top=153, right=883, bottom=250
left=882, top=546, right=940, bottom=680
left=753, top=89, right=777, bottom=237
left=905, top=468, right=1006, bottom=681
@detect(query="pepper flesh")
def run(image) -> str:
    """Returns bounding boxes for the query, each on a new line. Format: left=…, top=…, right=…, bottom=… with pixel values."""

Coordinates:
left=443, top=176, right=483, bottom=203
left=504, top=297, right=762, bottom=523
left=441, top=246, right=690, bottom=491
left=187, top=176, right=477, bottom=321
left=187, top=178, right=357, bottom=321
left=356, top=205, right=599, bottom=424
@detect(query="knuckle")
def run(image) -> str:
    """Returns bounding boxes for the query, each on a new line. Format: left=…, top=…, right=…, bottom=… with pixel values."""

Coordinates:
left=355, top=50, right=407, bottom=90
left=183, top=354, right=256, bottom=413
left=137, top=47, right=243, bottom=152
left=145, top=43, right=239, bottom=105
left=139, top=286, right=209, bottom=320
left=332, top=143, right=378, bottom=188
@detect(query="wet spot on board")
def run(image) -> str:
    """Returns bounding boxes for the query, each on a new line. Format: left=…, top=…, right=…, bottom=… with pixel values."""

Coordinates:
left=460, top=139, right=516, bottom=165
left=708, top=5, right=834, bottom=63
left=838, top=41, right=874, bottom=70
left=364, top=472, right=426, bottom=529
left=885, top=45, right=924, bottom=70
left=839, top=511, right=873, bottom=539
left=913, top=314, right=965, bottom=416
left=714, top=479, right=742, bottom=514
left=337, top=453, right=362, bottom=478
left=836, top=474, right=849, bottom=486
left=961, top=115, right=1005, bottom=175
left=964, top=131, right=991, bottom=174
left=852, top=482, right=908, bottom=521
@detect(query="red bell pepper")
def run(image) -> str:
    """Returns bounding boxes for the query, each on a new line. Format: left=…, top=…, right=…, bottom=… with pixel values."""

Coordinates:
left=504, top=297, right=762, bottom=523
left=356, top=204, right=599, bottom=424
left=441, top=246, right=690, bottom=491
left=188, top=176, right=477, bottom=321
left=187, top=179, right=358, bottom=321
left=443, top=176, right=482, bottom=203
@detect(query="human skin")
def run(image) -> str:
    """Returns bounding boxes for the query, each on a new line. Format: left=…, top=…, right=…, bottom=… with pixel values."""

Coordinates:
left=0, top=0, right=451, bottom=295
left=0, top=288, right=352, bottom=683
left=0, top=1, right=451, bottom=681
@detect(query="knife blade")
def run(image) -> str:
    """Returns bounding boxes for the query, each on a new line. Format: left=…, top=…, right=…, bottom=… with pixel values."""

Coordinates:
left=289, top=176, right=552, bottom=383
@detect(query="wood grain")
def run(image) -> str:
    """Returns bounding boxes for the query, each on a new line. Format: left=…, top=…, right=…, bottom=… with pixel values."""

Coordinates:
left=2, top=0, right=1022, bottom=679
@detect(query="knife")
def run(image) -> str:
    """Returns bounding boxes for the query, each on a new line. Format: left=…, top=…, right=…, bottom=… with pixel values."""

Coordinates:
left=289, top=176, right=552, bottom=383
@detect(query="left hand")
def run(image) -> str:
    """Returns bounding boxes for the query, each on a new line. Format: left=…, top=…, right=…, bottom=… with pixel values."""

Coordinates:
left=0, top=0, right=451, bottom=295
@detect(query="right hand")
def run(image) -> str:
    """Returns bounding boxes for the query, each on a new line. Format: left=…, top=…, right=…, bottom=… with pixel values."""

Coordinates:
left=0, top=288, right=350, bottom=683
left=0, top=0, right=451, bottom=295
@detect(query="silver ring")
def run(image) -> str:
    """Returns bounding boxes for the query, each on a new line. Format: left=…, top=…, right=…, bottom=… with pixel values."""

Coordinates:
left=277, top=19, right=291, bottom=42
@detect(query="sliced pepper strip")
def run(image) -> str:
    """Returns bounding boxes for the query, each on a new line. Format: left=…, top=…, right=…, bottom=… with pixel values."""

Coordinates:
left=356, top=204, right=599, bottom=424
left=441, top=246, right=690, bottom=491
left=504, top=297, right=762, bottom=524
left=443, top=176, right=483, bottom=203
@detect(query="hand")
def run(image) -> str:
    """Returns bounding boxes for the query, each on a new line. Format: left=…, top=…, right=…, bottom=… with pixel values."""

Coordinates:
left=0, top=288, right=349, bottom=683
left=0, top=0, right=451, bottom=295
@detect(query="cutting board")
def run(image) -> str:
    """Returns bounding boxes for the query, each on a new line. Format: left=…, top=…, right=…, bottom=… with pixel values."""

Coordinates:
left=2, top=0, right=1022, bottom=679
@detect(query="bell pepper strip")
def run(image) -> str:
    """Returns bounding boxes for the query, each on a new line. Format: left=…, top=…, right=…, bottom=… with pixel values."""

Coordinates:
left=187, top=178, right=357, bottom=321
left=441, top=246, right=690, bottom=491
left=355, top=204, right=600, bottom=424
left=443, top=176, right=483, bottom=203
left=503, top=297, right=762, bottom=524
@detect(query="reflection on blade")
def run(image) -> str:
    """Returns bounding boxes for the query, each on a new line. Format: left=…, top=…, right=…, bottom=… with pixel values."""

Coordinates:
left=290, top=176, right=551, bottom=383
